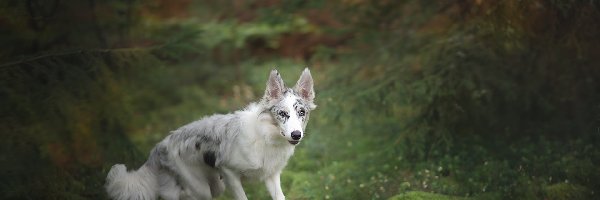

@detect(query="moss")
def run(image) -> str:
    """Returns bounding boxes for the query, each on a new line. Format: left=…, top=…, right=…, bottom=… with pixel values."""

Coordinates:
left=471, top=192, right=503, bottom=200
left=389, top=191, right=468, bottom=200
left=544, top=183, right=591, bottom=200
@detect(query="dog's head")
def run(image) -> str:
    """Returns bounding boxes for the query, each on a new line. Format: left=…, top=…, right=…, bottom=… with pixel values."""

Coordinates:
left=262, top=68, right=316, bottom=145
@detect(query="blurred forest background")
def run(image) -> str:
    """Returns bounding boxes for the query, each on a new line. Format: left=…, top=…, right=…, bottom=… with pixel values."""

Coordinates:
left=1, top=0, right=600, bottom=199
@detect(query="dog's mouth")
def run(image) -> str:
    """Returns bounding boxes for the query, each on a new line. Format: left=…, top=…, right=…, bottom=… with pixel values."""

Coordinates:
left=288, top=140, right=300, bottom=145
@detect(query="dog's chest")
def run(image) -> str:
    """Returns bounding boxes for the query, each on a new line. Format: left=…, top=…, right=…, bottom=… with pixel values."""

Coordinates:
left=249, top=144, right=294, bottom=179
left=228, top=140, right=295, bottom=180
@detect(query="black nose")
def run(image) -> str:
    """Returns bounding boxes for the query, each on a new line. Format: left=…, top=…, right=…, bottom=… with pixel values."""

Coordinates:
left=291, top=130, right=301, bottom=140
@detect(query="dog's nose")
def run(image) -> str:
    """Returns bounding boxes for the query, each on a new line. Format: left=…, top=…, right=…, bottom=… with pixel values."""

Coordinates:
left=291, top=130, right=301, bottom=140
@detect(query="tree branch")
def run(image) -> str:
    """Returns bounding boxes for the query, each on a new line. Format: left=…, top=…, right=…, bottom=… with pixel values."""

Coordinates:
left=0, top=46, right=163, bottom=70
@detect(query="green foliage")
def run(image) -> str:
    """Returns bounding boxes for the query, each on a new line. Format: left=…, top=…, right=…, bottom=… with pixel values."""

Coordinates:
left=1, top=0, right=600, bottom=199
left=544, top=183, right=592, bottom=200
left=199, top=17, right=313, bottom=49
left=389, top=191, right=467, bottom=200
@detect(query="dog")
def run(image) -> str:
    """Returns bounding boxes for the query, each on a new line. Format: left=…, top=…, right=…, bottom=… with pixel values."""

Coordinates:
left=106, top=68, right=316, bottom=200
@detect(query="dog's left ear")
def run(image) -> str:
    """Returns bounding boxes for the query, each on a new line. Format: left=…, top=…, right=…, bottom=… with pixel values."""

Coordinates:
left=294, top=68, right=315, bottom=106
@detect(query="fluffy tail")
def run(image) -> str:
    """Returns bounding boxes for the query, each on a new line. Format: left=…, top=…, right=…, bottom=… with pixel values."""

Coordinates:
left=105, top=164, right=158, bottom=200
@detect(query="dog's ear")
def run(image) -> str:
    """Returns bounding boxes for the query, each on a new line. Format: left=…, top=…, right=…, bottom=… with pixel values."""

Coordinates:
left=265, top=69, right=285, bottom=101
left=293, top=68, right=315, bottom=103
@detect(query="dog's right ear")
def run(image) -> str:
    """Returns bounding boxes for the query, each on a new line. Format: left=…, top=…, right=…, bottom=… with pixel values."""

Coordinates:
left=264, top=69, right=285, bottom=101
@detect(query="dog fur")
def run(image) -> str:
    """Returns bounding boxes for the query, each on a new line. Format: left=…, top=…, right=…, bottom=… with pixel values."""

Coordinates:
left=105, top=68, right=316, bottom=200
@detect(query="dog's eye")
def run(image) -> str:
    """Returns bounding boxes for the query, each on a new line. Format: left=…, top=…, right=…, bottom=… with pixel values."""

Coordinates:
left=278, top=111, right=288, bottom=118
left=298, top=109, right=306, bottom=117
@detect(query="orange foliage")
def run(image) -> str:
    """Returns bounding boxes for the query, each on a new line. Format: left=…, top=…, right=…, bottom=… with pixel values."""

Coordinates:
left=141, top=0, right=192, bottom=19
left=68, top=105, right=102, bottom=168
left=46, top=142, right=72, bottom=169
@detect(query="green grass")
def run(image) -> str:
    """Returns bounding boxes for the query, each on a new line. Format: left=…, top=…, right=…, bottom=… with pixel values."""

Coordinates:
left=389, top=191, right=467, bottom=200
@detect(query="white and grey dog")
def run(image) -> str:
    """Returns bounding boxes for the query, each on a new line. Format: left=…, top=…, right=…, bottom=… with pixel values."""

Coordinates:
left=106, top=68, right=316, bottom=200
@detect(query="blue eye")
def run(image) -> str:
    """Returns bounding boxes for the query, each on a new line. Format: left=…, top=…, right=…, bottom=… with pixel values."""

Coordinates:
left=298, top=109, right=306, bottom=116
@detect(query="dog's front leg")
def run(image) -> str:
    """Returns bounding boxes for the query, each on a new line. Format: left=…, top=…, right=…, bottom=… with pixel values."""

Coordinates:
left=222, top=168, right=248, bottom=200
left=265, top=172, right=285, bottom=200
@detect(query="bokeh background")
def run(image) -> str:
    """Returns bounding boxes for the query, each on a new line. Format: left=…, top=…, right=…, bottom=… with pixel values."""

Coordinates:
left=1, top=0, right=600, bottom=199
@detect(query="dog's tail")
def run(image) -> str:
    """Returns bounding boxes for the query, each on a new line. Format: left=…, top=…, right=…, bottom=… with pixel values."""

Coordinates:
left=105, top=164, right=158, bottom=200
